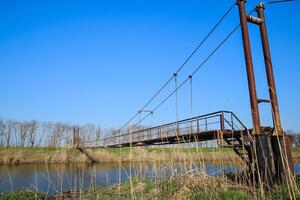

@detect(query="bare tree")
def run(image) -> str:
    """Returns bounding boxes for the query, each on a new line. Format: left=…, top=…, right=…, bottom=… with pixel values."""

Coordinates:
left=287, top=130, right=300, bottom=147
left=0, top=120, right=15, bottom=148
left=19, top=122, right=28, bottom=147
left=27, top=120, right=37, bottom=147
left=11, top=121, right=20, bottom=147
left=6, top=121, right=15, bottom=148
left=96, top=125, right=101, bottom=141
left=0, top=120, right=5, bottom=146
left=36, top=124, right=46, bottom=147
left=79, top=124, right=96, bottom=143
left=43, top=123, right=54, bottom=146
left=0, top=117, right=104, bottom=147
left=50, top=123, right=63, bottom=147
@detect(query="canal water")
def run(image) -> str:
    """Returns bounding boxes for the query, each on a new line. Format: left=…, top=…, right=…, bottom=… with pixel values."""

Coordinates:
left=0, top=162, right=299, bottom=194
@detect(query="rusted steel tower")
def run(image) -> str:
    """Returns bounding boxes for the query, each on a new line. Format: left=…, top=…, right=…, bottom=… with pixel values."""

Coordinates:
left=237, top=0, right=294, bottom=185
left=255, top=3, right=294, bottom=183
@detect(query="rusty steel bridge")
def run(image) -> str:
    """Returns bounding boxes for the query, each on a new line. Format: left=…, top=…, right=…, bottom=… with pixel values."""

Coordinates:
left=76, top=0, right=295, bottom=186
left=80, top=111, right=250, bottom=148
left=79, top=111, right=274, bottom=165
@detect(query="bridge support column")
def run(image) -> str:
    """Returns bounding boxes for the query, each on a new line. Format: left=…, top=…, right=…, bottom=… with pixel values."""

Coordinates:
left=256, top=3, right=294, bottom=183
left=237, top=0, right=273, bottom=188
left=271, top=135, right=294, bottom=184
left=252, top=134, right=273, bottom=188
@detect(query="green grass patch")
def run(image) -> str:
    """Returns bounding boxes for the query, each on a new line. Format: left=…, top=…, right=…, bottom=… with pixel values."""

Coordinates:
left=1, top=176, right=300, bottom=200
left=192, top=189, right=250, bottom=200
left=0, top=190, right=44, bottom=200
left=292, top=147, right=300, bottom=152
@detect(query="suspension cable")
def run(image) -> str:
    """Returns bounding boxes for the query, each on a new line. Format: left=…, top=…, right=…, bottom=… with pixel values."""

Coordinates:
left=139, top=112, right=141, bottom=131
left=191, top=25, right=240, bottom=76
left=115, top=2, right=236, bottom=135
left=175, top=2, right=236, bottom=74
left=265, top=0, right=295, bottom=4
left=122, top=24, right=241, bottom=134
left=116, top=76, right=174, bottom=134
left=174, top=74, right=179, bottom=120
left=83, top=23, right=241, bottom=144
left=189, top=75, right=193, bottom=117
left=174, top=73, right=180, bottom=138
left=189, top=75, right=193, bottom=136
left=81, top=6, right=262, bottom=144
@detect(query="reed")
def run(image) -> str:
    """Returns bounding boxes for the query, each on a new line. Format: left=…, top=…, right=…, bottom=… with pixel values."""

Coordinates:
left=1, top=145, right=299, bottom=199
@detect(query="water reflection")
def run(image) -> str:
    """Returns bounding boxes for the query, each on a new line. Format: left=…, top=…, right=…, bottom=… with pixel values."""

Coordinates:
left=0, top=161, right=299, bottom=194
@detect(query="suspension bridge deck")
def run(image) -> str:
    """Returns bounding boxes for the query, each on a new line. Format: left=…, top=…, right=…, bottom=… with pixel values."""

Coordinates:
left=79, top=111, right=272, bottom=149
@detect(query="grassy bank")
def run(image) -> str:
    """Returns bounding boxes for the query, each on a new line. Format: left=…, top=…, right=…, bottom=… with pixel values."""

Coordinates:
left=1, top=174, right=299, bottom=200
left=1, top=147, right=299, bottom=199
left=0, top=147, right=88, bottom=165
left=0, top=147, right=238, bottom=165
left=1, top=147, right=300, bottom=165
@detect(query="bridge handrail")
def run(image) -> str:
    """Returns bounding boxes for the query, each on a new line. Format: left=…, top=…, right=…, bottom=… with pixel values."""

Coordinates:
left=80, top=110, right=248, bottom=146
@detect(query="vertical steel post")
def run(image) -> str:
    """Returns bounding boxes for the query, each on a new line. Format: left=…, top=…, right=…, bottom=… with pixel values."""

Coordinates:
left=231, top=113, right=234, bottom=130
left=256, top=3, right=294, bottom=183
left=220, top=113, right=225, bottom=131
left=256, top=3, right=282, bottom=135
left=237, top=0, right=262, bottom=135
left=237, top=0, right=273, bottom=187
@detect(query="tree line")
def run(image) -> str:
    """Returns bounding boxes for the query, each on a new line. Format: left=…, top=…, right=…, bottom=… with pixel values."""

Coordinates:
left=0, top=118, right=117, bottom=147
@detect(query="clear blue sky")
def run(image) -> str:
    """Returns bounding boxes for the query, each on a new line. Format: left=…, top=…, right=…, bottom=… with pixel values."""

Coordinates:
left=0, top=0, right=299, bottom=131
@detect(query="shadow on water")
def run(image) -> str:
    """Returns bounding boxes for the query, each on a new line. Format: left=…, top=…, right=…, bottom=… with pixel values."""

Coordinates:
left=0, top=161, right=299, bottom=194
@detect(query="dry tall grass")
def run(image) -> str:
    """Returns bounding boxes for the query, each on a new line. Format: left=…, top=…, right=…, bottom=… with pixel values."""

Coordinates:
left=1, top=144, right=299, bottom=199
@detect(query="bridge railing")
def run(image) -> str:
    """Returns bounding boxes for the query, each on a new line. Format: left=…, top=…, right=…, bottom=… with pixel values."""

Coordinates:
left=80, top=111, right=248, bottom=148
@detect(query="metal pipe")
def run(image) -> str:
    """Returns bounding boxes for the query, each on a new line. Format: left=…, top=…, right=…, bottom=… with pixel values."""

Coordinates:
left=256, top=3, right=283, bottom=135
left=247, top=15, right=264, bottom=25
left=237, top=0, right=262, bottom=134
left=258, top=98, right=271, bottom=103
left=237, top=0, right=274, bottom=187
left=257, top=2, right=294, bottom=183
